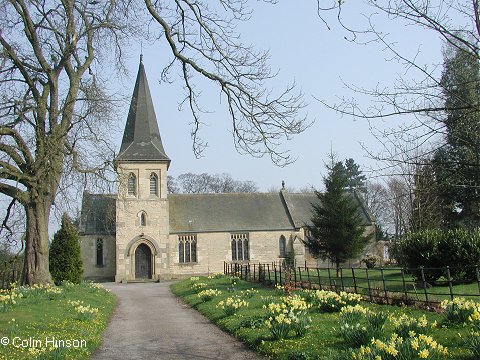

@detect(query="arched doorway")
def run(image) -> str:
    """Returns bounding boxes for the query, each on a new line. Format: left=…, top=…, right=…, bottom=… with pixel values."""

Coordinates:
left=135, top=243, right=152, bottom=279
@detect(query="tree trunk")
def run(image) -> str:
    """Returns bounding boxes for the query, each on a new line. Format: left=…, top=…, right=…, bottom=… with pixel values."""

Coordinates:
left=23, top=199, right=53, bottom=285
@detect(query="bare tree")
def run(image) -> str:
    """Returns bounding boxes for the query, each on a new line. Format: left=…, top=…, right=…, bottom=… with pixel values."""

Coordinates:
left=0, top=1, right=307, bottom=284
left=175, top=172, right=258, bottom=193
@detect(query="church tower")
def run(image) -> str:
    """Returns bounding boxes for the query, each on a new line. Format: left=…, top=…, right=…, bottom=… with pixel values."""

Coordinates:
left=114, top=56, right=171, bottom=282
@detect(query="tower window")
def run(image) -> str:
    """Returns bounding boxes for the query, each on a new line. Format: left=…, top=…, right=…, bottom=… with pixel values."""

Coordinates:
left=127, top=173, right=137, bottom=196
left=150, top=173, right=158, bottom=196
left=231, top=233, right=249, bottom=261
left=139, top=211, right=147, bottom=226
left=178, top=235, right=197, bottom=263
left=96, top=238, right=104, bottom=266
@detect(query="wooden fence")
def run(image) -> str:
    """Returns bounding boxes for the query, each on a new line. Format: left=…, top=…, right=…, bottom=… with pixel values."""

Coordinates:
left=224, top=261, right=480, bottom=307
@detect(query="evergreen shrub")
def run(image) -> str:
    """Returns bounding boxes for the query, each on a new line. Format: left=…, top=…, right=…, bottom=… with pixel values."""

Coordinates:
left=393, top=229, right=480, bottom=282
left=49, top=214, right=83, bottom=285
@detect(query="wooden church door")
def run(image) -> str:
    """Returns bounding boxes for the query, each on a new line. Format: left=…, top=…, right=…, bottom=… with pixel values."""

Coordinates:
left=135, top=243, right=152, bottom=279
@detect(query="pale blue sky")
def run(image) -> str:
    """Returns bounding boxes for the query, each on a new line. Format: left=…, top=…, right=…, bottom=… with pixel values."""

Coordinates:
left=111, top=2, right=444, bottom=191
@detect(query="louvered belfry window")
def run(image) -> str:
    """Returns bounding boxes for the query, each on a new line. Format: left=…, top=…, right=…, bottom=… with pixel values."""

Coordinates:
left=127, top=173, right=137, bottom=196
left=150, top=173, right=158, bottom=196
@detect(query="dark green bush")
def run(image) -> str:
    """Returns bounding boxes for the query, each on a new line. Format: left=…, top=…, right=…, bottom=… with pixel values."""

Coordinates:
left=392, top=229, right=480, bottom=282
left=49, top=214, right=83, bottom=284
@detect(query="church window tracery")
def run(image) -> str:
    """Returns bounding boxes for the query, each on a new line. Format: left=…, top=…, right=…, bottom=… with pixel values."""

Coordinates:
left=178, top=235, right=197, bottom=263
left=231, top=233, right=249, bottom=261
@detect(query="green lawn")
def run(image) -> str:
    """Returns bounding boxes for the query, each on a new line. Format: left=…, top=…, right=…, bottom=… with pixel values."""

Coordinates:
left=0, top=282, right=115, bottom=359
left=172, top=275, right=478, bottom=360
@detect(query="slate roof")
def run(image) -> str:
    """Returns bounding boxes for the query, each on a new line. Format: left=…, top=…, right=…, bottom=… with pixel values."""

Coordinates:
left=168, top=192, right=296, bottom=233
left=80, top=191, right=373, bottom=235
left=116, top=57, right=170, bottom=164
left=79, top=192, right=116, bottom=235
left=283, top=192, right=373, bottom=228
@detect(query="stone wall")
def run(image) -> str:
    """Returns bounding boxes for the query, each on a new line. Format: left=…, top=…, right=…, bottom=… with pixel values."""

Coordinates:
left=80, top=235, right=116, bottom=281
left=116, top=161, right=170, bottom=282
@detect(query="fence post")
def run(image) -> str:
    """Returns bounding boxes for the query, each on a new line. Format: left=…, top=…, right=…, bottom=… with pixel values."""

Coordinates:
left=401, top=268, right=408, bottom=302
left=446, top=266, right=454, bottom=300
left=420, top=266, right=430, bottom=306
left=267, top=263, right=271, bottom=284
left=306, top=266, right=311, bottom=289
left=380, top=267, right=388, bottom=304
left=317, top=268, right=322, bottom=289
left=351, top=268, right=358, bottom=294
left=476, top=265, right=480, bottom=295
left=340, top=267, right=345, bottom=291
left=279, top=265, right=282, bottom=285
left=297, top=266, right=302, bottom=287
left=366, top=267, right=373, bottom=302
left=272, top=263, right=276, bottom=285
left=327, top=267, right=333, bottom=290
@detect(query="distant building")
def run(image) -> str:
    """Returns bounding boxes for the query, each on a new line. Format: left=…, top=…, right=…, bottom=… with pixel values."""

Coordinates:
left=79, top=58, right=381, bottom=282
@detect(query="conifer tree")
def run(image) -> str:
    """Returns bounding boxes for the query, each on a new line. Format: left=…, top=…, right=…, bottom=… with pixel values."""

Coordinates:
left=49, top=215, right=83, bottom=284
left=304, top=159, right=371, bottom=273
left=433, top=45, right=480, bottom=228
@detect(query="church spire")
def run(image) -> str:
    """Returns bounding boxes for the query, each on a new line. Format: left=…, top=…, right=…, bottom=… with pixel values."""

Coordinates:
left=116, top=57, right=170, bottom=165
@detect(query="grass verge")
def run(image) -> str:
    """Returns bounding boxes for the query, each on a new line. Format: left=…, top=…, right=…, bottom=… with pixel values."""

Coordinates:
left=0, top=282, right=115, bottom=359
left=171, top=275, right=477, bottom=360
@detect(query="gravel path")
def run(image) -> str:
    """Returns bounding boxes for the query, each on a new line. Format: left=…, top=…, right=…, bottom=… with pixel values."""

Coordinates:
left=92, top=282, right=265, bottom=360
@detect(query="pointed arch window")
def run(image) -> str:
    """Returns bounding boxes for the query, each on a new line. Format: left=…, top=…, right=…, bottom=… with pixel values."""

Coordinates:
left=127, top=173, right=137, bottom=196
left=150, top=173, right=158, bottom=196
left=96, top=238, right=104, bottom=266
left=139, top=211, right=147, bottom=226
left=231, top=233, right=249, bottom=261
left=279, top=235, right=287, bottom=258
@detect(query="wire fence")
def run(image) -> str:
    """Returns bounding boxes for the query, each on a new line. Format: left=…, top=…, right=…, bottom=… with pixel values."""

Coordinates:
left=0, top=261, right=22, bottom=289
left=224, top=261, right=480, bottom=308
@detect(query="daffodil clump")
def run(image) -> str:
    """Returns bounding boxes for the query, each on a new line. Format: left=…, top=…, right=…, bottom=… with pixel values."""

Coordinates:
left=86, top=282, right=109, bottom=292
left=465, top=330, right=480, bottom=359
left=353, top=333, right=448, bottom=360
left=310, top=290, right=362, bottom=312
left=15, top=282, right=67, bottom=300
left=264, top=294, right=312, bottom=339
left=189, top=276, right=200, bottom=287
left=74, top=304, right=99, bottom=321
left=261, top=295, right=276, bottom=306
left=44, top=285, right=64, bottom=300
left=440, top=297, right=480, bottom=326
left=390, top=314, right=433, bottom=338
left=241, top=288, right=259, bottom=299
left=230, top=275, right=239, bottom=287
left=217, top=295, right=249, bottom=316
left=339, top=305, right=387, bottom=348
left=191, top=282, right=208, bottom=293
left=198, top=289, right=222, bottom=301
left=0, top=287, right=21, bottom=312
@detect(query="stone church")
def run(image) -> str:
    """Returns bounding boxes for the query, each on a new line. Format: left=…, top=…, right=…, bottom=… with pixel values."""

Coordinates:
left=79, top=58, right=379, bottom=282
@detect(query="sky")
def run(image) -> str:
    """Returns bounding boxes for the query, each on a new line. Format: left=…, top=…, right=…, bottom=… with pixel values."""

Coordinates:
left=106, top=2, right=444, bottom=192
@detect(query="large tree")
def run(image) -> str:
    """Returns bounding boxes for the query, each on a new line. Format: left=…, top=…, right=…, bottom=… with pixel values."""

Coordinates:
left=315, top=1, right=480, bottom=187
left=0, top=1, right=307, bottom=284
left=433, top=45, right=480, bottom=228
left=304, top=158, right=371, bottom=271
